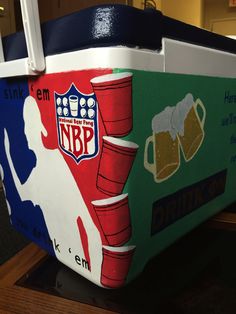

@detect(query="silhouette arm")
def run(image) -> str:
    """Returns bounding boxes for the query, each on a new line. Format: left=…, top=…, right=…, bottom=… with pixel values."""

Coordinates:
left=4, top=128, right=27, bottom=201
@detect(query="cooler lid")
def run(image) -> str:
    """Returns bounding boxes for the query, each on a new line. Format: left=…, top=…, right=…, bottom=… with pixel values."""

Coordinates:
left=2, top=4, right=236, bottom=62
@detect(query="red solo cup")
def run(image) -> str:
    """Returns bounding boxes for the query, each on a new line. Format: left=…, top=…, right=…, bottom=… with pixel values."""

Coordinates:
left=97, top=136, right=139, bottom=196
left=101, top=245, right=136, bottom=288
left=90, top=72, right=133, bottom=137
left=92, top=194, right=131, bottom=246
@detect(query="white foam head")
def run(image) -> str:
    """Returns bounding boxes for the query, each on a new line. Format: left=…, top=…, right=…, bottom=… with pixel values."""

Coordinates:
left=171, top=93, right=194, bottom=136
left=152, top=106, right=177, bottom=140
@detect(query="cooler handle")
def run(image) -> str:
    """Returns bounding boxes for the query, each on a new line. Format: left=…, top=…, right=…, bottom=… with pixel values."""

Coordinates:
left=20, top=0, right=45, bottom=73
left=0, top=0, right=45, bottom=76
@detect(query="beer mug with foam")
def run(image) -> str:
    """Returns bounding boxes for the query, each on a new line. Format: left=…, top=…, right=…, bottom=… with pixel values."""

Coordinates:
left=171, top=94, right=206, bottom=162
left=144, top=106, right=180, bottom=182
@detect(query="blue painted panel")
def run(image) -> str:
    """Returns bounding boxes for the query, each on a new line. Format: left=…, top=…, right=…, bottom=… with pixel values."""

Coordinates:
left=0, top=78, right=54, bottom=255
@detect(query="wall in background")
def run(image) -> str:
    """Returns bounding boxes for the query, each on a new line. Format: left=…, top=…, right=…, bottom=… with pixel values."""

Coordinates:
left=204, top=0, right=236, bottom=34
left=0, top=0, right=15, bottom=36
left=38, top=0, right=131, bottom=22
left=159, top=0, right=203, bottom=27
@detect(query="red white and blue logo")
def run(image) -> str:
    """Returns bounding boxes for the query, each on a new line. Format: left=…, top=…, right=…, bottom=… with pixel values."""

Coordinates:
left=55, top=83, right=99, bottom=163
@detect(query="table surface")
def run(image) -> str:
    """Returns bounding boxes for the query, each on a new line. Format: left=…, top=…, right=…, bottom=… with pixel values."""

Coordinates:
left=1, top=210, right=236, bottom=314
left=0, top=243, right=113, bottom=314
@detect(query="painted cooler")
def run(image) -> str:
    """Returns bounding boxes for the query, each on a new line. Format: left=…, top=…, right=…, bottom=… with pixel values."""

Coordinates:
left=0, top=3, right=236, bottom=288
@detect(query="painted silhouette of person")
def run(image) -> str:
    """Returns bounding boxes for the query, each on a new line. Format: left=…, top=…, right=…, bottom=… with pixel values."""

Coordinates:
left=4, top=96, right=102, bottom=286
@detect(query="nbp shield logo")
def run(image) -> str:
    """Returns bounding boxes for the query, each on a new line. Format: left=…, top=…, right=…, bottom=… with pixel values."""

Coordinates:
left=55, top=83, right=99, bottom=163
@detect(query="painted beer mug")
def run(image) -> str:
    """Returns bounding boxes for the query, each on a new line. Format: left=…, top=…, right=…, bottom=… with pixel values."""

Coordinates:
left=144, top=106, right=180, bottom=182
left=171, top=93, right=206, bottom=161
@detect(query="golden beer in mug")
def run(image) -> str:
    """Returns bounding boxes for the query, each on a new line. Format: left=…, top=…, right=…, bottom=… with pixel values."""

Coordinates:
left=172, top=94, right=206, bottom=162
left=144, top=107, right=180, bottom=182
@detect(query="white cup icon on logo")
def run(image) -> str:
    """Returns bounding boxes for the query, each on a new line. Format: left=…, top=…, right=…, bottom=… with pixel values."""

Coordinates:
left=144, top=106, right=180, bottom=182
left=171, top=93, right=206, bottom=162
left=69, top=95, right=79, bottom=117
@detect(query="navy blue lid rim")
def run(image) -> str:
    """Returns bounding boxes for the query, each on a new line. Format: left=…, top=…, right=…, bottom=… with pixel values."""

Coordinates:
left=163, top=15, right=236, bottom=55
left=2, top=4, right=236, bottom=62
